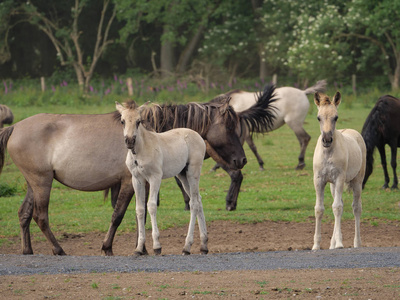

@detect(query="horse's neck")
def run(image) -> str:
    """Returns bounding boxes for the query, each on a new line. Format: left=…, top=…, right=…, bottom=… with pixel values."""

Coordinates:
left=135, top=124, right=155, bottom=153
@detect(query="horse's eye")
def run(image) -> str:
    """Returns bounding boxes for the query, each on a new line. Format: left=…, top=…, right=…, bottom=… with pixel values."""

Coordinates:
left=334, top=116, right=338, bottom=122
left=121, top=120, right=125, bottom=126
left=136, top=120, right=141, bottom=128
left=317, top=116, right=321, bottom=122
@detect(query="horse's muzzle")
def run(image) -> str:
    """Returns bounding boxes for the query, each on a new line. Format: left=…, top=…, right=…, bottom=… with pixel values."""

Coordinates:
left=322, top=133, right=333, bottom=148
left=234, top=157, right=247, bottom=169
left=125, top=136, right=136, bottom=151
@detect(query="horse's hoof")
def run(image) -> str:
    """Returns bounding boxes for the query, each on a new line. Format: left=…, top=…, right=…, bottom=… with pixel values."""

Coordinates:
left=134, top=250, right=146, bottom=256
left=259, top=167, right=265, bottom=171
left=53, top=248, right=67, bottom=256
left=154, top=248, right=162, bottom=255
left=200, top=249, right=209, bottom=255
left=182, top=250, right=191, bottom=255
left=296, top=163, right=306, bottom=170
left=226, top=205, right=236, bottom=211
left=102, top=250, right=114, bottom=256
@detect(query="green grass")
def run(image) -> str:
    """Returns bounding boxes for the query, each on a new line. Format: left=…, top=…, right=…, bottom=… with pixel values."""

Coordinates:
left=0, top=94, right=399, bottom=245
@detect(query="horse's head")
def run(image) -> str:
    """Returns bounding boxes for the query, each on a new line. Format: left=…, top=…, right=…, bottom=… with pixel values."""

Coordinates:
left=204, top=98, right=247, bottom=170
left=314, top=91, right=341, bottom=148
left=116, top=101, right=145, bottom=153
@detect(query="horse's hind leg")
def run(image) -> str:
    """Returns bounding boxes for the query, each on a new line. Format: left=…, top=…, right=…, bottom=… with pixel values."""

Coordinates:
left=31, top=178, right=66, bottom=255
left=245, top=135, right=264, bottom=171
left=389, top=140, right=398, bottom=189
left=377, top=143, right=390, bottom=189
left=287, top=122, right=311, bottom=170
left=102, top=180, right=134, bottom=256
left=175, top=177, right=191, bottom=210
left=352, top=182, right=362, bottom=248
left=18, top=184, right=34, bottom=254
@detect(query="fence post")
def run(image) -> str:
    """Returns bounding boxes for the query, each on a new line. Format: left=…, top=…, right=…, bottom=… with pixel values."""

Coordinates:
left=272, top=74, right=277, bottom=85
left=127, top=77, right=133, bottom=96
left=352, top=74, right=356, bottom=95
left=41, top=77, right=46, bottom=92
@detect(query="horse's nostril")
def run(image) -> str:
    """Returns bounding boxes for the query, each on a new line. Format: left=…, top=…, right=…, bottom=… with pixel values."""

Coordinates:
left=242, top=157, right=247, bottom=166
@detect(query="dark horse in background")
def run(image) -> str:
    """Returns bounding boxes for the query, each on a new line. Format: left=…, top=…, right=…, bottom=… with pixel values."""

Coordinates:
left=361, top=95, right=400, bottom=189
left=0, top=85, right=276, bottom=256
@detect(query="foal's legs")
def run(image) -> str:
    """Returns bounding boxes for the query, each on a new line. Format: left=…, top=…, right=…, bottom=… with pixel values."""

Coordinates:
left=312, top=178, right=325, bottom=250
left=147, top=177, right=162, bottom=255
left=352, top=182, right=362, bottom=248
left=177, top=171, right=208, bottom=255
left=330, top=180, right=345, bottom=249
left=132, top=175, right=148, bottom=255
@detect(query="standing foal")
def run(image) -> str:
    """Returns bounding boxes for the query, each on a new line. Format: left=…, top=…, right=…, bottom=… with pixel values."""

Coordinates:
left=116, top=101, right=208, bottom=255
left=312, top=92, right=366, bottom=250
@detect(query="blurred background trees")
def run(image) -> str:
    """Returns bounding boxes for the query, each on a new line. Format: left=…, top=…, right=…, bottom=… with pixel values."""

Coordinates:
left=0, top=0, right=398, bottom=91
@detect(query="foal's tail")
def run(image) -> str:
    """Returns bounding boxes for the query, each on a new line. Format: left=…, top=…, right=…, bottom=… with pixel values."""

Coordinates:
left=239, top=84, right=278, bottom=133
left=303, top=80, right=327, bottom=95
left=0, top=126, right=14, bottom=175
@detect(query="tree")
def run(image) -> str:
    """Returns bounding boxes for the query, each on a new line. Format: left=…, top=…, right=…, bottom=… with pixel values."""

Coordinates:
left=5, top=0, right=117, bottom=91
left=115, top=0, right=214, bottom=79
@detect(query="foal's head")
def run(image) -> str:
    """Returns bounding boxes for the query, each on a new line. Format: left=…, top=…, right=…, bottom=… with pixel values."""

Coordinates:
left=314, top=92, right=341, bottom=148
left=116, top=101, right=146, bottom=152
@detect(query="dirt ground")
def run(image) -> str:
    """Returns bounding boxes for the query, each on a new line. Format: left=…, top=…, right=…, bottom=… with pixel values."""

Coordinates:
left=1, top=220, right=400, bottom=299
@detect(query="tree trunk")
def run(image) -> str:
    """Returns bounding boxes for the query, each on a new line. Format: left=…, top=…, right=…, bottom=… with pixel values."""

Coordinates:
left=160, top=25, right=174, bottom=78
left=390, top=56, right=400, bottom=90
left=176, top=25, right=205, bottom=74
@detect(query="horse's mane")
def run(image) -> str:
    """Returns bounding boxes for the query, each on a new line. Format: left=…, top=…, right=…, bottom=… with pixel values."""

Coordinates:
left=114, top=99, right=240, bottom=137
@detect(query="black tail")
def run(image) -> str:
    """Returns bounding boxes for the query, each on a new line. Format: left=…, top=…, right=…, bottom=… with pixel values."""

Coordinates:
left=361, top=97, right=389, bottom=187
left=238, top=84, right=277, bottom=133
left=0, top=126, right=14, bottom=175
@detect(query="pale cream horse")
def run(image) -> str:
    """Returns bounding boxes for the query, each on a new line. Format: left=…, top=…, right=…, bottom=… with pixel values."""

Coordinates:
left=116, top=101, right=208, bottom=255
left=312, top=92, right=366, bottom=250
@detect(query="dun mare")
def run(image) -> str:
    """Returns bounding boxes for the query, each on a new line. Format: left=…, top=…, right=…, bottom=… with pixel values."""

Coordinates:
left=117, top=101, right=207, bottom=255
left=0, top=88, right=275, bottom=256
left=361, top=95, right=400, bottom=189
left=212, top=80, right=326, bottom=171
left=312, top=92, right=366, bottom=250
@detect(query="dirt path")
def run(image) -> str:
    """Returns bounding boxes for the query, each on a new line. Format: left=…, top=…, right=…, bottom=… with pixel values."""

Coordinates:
left=1, top=220, right=400, bottom=299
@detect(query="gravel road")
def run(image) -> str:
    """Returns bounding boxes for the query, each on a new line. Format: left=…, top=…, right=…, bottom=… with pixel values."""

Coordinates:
left=1, top=247, right=399, bottom=276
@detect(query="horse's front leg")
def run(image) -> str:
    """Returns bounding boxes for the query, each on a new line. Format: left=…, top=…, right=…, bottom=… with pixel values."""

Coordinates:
left=331, top=180, right=344, bottom=249
left=132, top=175, right=147, bottom=255
left=148, top=177, right=162, bottom=255
left=312, top=177, right=325, bottom=250
left=220, top=165, right=243, bottom=211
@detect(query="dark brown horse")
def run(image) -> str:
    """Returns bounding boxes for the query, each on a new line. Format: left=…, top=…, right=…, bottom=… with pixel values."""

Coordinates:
left=0, top=104, right=13, bottom=128
left=361, top=95, right=400, bottom=189
left=0, top=86, right=276, bottom=256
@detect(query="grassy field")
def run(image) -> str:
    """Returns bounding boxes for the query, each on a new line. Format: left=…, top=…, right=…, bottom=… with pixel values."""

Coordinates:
left=0, top=95, right=399, bottom=246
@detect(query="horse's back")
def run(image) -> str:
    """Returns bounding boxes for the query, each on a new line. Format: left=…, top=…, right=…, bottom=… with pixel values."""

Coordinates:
left=7, top=113, right=130, bottom=191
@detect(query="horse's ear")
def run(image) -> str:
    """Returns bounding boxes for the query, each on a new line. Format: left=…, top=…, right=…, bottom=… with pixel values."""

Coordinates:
left=115, top=101, right=124, bottom=113
left=333, top=91, right=341, bottom=107
left=314, top=92, right=321, bottom=106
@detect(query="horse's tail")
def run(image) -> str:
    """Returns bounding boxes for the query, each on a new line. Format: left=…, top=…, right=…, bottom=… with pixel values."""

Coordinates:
left=0, top=105, right=14, bottom=128
left=104, top=182, right=121, bottom=208
left=238, top=84, right=278, bottom=133
left=0, top=126, right=14, bottom=175
left=361, top=97, right=388, bottom=187
left=303, top=80, right=327, bottom=95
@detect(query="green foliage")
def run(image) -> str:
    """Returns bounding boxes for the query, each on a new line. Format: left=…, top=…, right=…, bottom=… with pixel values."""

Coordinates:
left=0, top=183, right=17, bottom=197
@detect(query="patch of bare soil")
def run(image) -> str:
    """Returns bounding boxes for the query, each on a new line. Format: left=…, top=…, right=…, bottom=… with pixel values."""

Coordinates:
left=1, top=220, right=400, bottom=299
